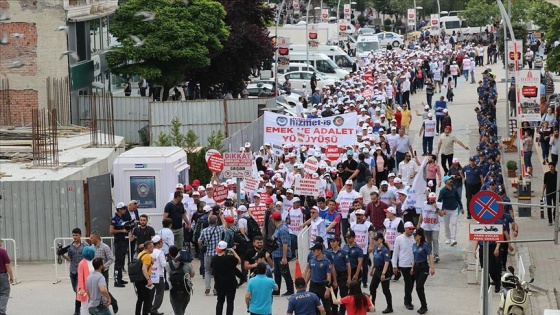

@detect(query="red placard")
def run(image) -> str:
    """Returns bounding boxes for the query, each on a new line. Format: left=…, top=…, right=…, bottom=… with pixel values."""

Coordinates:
left=325, top=145, right=341, bottom=161
left=408, top=13, right=414, bottom=18
left=303, top=156, right=319, bottom=174
left=213, top=185, right=228, bottom=203
left=207, top=152, right=224, bottom=172
left=364, top=71, right=374, bottom=85
left=522, top=86, right=538, bottom=98
left=250, top=204, right=267, bottom=227
left=509, top=51, right=521, bottom=60
left=309, top=32, right=317, bottom=39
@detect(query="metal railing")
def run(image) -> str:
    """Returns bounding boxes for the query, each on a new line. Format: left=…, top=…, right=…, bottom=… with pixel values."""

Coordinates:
left=297, top=226, right=310, bottom=271
left=52, top=237, right=117, bottom=284
left=0, top=238, right=20, bottom=285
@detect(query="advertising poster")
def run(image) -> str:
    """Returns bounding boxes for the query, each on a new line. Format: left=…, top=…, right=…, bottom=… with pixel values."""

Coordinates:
left=130, top=176, right=156, bottom=209
left=507, top=40, right=523, bottom=72
left=277, top=36, right=290, bottom=71
left=407, top=9, right=415, bottom=28
left=309, top=25, right=319, bottom=49
left=339, top=19, right=348, bottom=40
left=263, top=111, right=358, bottom=147
left=516, top=69, right=541, bottom=122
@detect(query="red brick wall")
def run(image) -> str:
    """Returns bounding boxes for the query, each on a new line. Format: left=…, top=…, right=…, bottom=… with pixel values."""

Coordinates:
left=0, top=89, right=38, bottom=126
left=0, top=22, right=37, bottom=76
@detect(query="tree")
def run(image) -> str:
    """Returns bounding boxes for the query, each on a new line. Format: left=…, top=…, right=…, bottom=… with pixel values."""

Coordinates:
left=155, top=131, right=171, bottom=146
left=497, top=22, right=528, bottom=67
left=388, top=0, right=413, bottom=18
left=184, top=130, right=200, bottom=154
left=544, top=14, right=560, bottom=72
left=460, top=0, right=498, bottom=31
left=107, top=0, right=229, bottom=101
left=170, top=117, right=185, bottom=147
left=527, top=0, right=560, bottom=33
left=194, top=0, right=275, bottom=98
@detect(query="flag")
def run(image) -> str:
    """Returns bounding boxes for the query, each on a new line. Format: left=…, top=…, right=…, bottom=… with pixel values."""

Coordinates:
left=404, top=157, right=428, bottom=213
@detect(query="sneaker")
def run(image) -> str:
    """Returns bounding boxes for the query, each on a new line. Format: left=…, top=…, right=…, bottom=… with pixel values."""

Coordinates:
left=272, top=291, right=280, bottom=296
left=114, top=282, right=125, bottom=288
left=549, top=222, right=553, bottom=226
left=281, top=291, right=294, bottom=297
left=405, top=303, right=414, bottom=310
left=363, top=283, right=368, bottom=288
left=120, top=280, right=128, bottom=284
left=382, top=308, right=394, bottom=314
left=417, top=307, right=428, bottom=314
left=451, top=240, right=457, bottom=246
left=445, top=239, right=450, bottom=244
left=434, top=256, right=440, bottom=263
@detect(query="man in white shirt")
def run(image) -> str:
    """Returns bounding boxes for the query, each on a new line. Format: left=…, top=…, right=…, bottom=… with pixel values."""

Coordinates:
left=359, top=177, right=378, bottom=204
left=336, top=180, right=361, bottom=238
left=398, top=153, right=419, bottom=186
left=391, top=222, right=416, bottom=310
left=401, top=77, right=411, bottom=110
left=150, top=235, right=167, bottom=315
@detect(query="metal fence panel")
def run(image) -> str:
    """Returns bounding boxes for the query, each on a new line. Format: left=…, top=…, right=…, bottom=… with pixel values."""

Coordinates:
left=221, top=115, right=264, bottom=153
left=0, top=180, right=85, bottom=261
left=79, top=95, right=150, bottom=144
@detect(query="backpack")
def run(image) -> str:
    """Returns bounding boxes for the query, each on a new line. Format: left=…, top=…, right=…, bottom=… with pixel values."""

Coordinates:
left=360, top=161, right=373, bottom=179
left=245, top=216, right=262, bottom=241
left=168, top=261, right=192, bottom=294
left=193, top=215, right=208, bottom=243
left=128, top=252, right=148, bottom=283
left=233, top=229, right=248, bottom=247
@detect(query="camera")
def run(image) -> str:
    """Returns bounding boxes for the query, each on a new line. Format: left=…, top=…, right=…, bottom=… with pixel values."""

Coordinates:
left=56, top=243, right=70, bottom=256
left=224, top=199, right=234, bottom=208
left=122, top=220, right=136, bottom=231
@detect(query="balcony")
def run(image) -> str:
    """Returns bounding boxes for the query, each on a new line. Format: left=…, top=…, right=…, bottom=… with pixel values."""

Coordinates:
left=64, top=0, right=119, bottom=19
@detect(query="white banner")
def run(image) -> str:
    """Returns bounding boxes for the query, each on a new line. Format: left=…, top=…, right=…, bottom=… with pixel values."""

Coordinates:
left=507, top=40, right=523, bottom=73
left=277, top=36, right=290, bottom=71
left=293, top=178, right=320, bottom=196
left=293, top=0, right=300, bottom=14
left=516, top=70, right=541, bottom=122
left=407, top=9, right=415, bottom=28
left=321, top=9, right=329, bottom=22
left=430, top=14, right=439, bottom=27
left=403, top=157, right=428, bottom=213
left=263, top=111, right=358, bottom=147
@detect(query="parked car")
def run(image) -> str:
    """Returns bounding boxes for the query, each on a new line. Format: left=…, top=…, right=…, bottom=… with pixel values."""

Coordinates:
left=283, top=71, right=339, bottom=90
left=375, top=32, right=404, bottom=47
left=246, top=82, right=300, bottom=105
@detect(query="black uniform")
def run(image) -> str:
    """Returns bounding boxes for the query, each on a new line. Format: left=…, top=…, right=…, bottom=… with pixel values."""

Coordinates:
left=111, top=212, right=128, bottom=285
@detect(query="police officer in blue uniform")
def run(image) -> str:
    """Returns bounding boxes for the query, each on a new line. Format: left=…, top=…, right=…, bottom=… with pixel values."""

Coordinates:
left=475, top=218, right=504, bottom=293
left=325, top=235, right=350, bottom=315
left=110, top=202, right=129, bottom=287
left=305, top=242, right=333, bottom=315
left=343, top=231, right=364, bottom=284
left=369, top=232, right=393, bottom=314
left=463, top=157, right=483, bottom=219
left=286, top=277, right=325, bottom=315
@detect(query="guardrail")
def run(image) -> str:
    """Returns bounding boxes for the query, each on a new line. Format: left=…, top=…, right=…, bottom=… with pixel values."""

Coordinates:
left=297, top=226, right=310, bottom=271
left=53, top=237, right=120, bottom=284
left=0, top=238, right=20, bottom=285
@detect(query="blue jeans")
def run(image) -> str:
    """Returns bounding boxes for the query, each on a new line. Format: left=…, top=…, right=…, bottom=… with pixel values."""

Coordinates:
left=88, top=305, right=112, bottom=315
left=355, top=180, right=366, bottom=192
left=0, top=273, right=10, bottom=315
left=422, top=136, right=434, bottom=155
left=70, top=272, right=78, bottom=292
left=426, top=94, right=433, bottom=108
left=463, top=70, right=469, bottom=80
left=524, top=151, right=533, bottom=170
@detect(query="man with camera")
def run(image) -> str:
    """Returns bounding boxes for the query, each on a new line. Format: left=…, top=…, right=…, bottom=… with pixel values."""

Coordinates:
left=110, top=202, right=130, bottom=288
left=244, top=236, right=273, bottom=278
left=130, top=214, right=155, bottom=253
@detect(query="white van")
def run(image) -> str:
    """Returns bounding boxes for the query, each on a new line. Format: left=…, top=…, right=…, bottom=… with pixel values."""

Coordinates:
left=288, top=52, right=349, bottom=79
left=356, top=35, right=381, bottom=59
left=271, top=62, right=338, bottom=80
left=289, top=45, right=354, bottom=69
left=439, top=17, right=472, bottom=35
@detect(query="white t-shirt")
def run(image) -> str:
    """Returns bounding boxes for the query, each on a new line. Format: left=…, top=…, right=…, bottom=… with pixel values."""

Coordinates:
left=350, top=221, right=372, bottom=254
left=336, top=190, right=361, bottom=219
left=158, top=228, right=174, bottom=255
left=150, top=248, right=166, bottom=283
left=420, top=202, right=440, bottom=231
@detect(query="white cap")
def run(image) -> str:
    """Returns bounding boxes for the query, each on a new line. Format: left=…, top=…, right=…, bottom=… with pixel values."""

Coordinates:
left=404, top=222, right=415, bottom=229
left=176, top=183, right=184, bottom=189
left=452, top=157, right=459, bottom=163
left=116, top=202, right=126, bottom=209
left=244, top=142, right=251, bottom=148
left=292, top=197, right=301, bottom=203
left=203, top=205, right=212, bottom=212
left=427, top=113, right=433, bottom=117
left=275, top=201, right=283, bottom=206
left=388, top=173, right=396, bottom=177
left=238, top=205, right=248, bottom=212
left=151, top=235, right=161, bottom=243
left=356, top=209, right=366, bottom=215
left=206, top=184, right=214, bottom=189
left=216, top=241, right=228, bottom=252
left=380, top=180, right=389, bottom=186
left=286, top=189, right=294, bottom=194
left=385, top=206, right=397, bottom=214
left=424, top=105, right=430, bottom=110
left=397, top=188, right=407, bottom=195
left=443, top=109, right=448, bottom=113
left=393, top=177, right=402, bottom=183
left=345, top=179, right=353, bottom=185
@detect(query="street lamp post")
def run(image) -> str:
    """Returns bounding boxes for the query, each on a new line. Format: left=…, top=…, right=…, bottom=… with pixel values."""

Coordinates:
left=274, top=0, right=287, bottom=96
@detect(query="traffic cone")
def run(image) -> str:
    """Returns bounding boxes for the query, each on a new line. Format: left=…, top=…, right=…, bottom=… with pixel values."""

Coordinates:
left=294, top=259, right=302, bottom=281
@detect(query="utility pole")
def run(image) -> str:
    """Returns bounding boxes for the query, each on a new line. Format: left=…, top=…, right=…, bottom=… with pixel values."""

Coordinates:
left=274, top=0, right=287, bottom=96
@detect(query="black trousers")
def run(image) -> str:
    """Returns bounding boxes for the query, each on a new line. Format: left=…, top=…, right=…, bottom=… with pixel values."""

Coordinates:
left=216, top=288, right=236, bottom=315
left=135, top=279, right=154, bottom=315
left=413, top=262, right=429, bottom=308
left=478, top=243, right=502, bottom=290
left=546, top=194, right=557, bottom=224
left=465, top=184, right=482, bottom=218
left=310, top=282, right=332, bottom=315
left=402, top=91, right=411, bottom=110
left=400, top=267, right=413, bottom=305
left=440, top=154, right=453, bottom=174
left=114, top=239, right=128, bottom=283
left=332, top=274, right=349, bottom=315
left=102, top=270, right=118, bottom=313
left=369, top=268, right=392, bottom=309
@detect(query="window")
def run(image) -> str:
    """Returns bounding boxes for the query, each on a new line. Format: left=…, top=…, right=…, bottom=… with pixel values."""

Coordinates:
left=89, top=18, right=103, bottom=54
left=301, top=72, right=313, bottom=80
left=334, top=55, right=352, bottom=67
left=385, top=33, right=394, bottom=38
left=287, top=73, right=301, bottom=80
left=315, top=60, right=334, bottom=73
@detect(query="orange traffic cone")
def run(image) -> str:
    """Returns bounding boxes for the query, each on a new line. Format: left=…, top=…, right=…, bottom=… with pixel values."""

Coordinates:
left=294, top=259, right=302, bottom=281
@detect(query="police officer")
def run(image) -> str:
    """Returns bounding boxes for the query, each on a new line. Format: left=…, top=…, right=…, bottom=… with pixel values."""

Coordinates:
left=474, top=219, right=504, bottom=293
left=286, top=277, right=325, bottom=315
left=342, top=230, right=364, bottom=284
left=109, top=202, right=129, bottom=287
left=325, top=235, right=350, bottom=315
left=305, top=242, right=333, bottom=315
left=369, top=232, right=393, bottom=314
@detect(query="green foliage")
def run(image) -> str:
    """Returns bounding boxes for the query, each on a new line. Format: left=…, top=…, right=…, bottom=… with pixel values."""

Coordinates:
left=527, top=0, right=560, bottom=31
left=189, top=148, right=212, bottom=184
left=460, top=0, right=498, bottom=28
left=207, top=129, right=225, bottom=151
left=155, top=131, right=171, bottom=146
left=170, top=117, right=185, bottom=147
left=545, top=14, right=560, bottom=72
left=184, top=129, right=200, bottom=153
left=388, top=0, right=413, bottom=17
left=497, top=22, right=528, bottom=66
left=506, top=160, right=518, bottom=170
left=106, top=0, right=229, bottom=100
